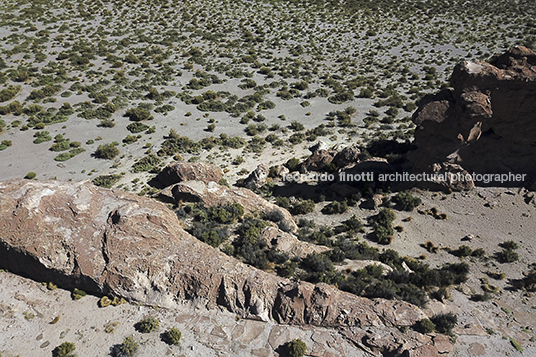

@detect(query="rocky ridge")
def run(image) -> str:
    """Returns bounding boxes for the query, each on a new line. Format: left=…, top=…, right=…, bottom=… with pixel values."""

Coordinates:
left=0, top=179, right=436, bottom=355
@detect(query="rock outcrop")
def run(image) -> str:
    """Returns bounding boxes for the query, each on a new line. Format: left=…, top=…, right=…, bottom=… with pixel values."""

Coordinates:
left=260, top=226, right=329, bottom=258
left=0, top=179, right=427, bottom=341
left=410, top=46, right=536, bottom=189
left=243, top=164, right=269, bottom=190
left=166, top=180, right=298, bottom=233
left=156, top=161, right=223, bottom=187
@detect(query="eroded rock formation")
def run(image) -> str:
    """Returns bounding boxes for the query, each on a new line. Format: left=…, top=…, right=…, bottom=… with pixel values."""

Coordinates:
left=156, top=161, right=223, bottom=187
left=410, top=46, right=536, bottom=189
left=0, top=179, right=427, bottom=336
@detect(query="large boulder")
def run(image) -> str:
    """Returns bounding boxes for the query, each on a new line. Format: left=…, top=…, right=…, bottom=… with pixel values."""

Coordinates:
left=0, top=179, right=426, bottom=335
left=299, top=149, right=336, bottom=173
left=409, top=46, right=536, bottom=189
left=156, top=161, right=223, bottom=187
left=243, top=164, right=269, bottom=190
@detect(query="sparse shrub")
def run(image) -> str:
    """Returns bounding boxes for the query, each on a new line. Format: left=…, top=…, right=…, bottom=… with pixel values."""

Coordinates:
left=290, top=120, right=304, bottom=131
left=500, top=240, right=518, bottom=250
left=131, top=153, right=161, bottom=173
left=126, top=122, right=149, bottom=133
left=72, top=288, right=87, bottom=300
left=0, top=140, right=12, bottom=150
left=285, top=338, right=307, bottom=357
left=496, top=248, right=519, bottom=263
left=453, top=245, right=472, bottom=257
left=471, top=248, right=486, bottom=257
left=431, top=312, right=457, bottom=334
left=321, top=200, right=348, bottom=215
left=94, top=143, right=119, bottom=160
left=137, top=316, right=159, bottom=333
left=414, top=318, right=435, bottom=333
left=290, top=199, right=315, bottom=215
left=0, top=85, right=20, bottom=102
left=54, top=342, right=76, bottom=357
left=98, top=296, right=111, bottom=307
left=113, top=336, right=138, bottom=357
left=122, top=135, right=138, bottom=144
left=370, top=208, right=396, bottom=244
left=510, top=338, right=524, bottom=352
left=393, top=191, right=421, bottom=211
left=163, top=327, right=182, bottom=345
left=105, top=321, right=119, bottom=334
left=284, top=157, right=300, bottom=172
left=125, top=106, right=153, bottom=121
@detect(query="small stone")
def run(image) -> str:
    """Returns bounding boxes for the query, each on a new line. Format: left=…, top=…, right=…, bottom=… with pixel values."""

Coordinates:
left=467, top=342, right=486, bottom=356
left=40, top=341, right=50, bottom=348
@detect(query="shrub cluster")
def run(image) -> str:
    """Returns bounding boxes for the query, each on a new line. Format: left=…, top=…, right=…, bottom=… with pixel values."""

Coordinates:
left=370, top=208, right=396, bottom=244
left=92, top=174, right=122, bottom=188
left=94, top=143, right=119, bottom=160
left=137, top=316, right=159, bottom=333
left=392, top=191, right=421, bottom=211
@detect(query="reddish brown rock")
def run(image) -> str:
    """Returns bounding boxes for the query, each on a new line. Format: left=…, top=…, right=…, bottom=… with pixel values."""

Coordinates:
left=333, top=144, right=361, bottom=168
left=402, top=344, right=439, bottom=357
left=433, top=334, right=454, bottom=354
left=243, top=164, right=269, bottom=190
left=299, top=149, right=336, bottom=173
left=410, top=46, right=536, bottom=189
left=260, top=226, right=329, bottom=258
left=157, top=161, right=223, bottom=187
left=0, top=179, right=426, bottom=333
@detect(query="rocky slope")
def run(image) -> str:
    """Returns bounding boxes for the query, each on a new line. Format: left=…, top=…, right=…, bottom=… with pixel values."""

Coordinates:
left=409, top=46, right=536, bottom=190
left=0, top=179, right=437, bottom=354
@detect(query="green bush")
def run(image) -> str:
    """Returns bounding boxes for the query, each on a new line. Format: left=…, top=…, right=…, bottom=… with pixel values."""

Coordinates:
left=114, top=336, right=138, bottom=357
left=414, top=318, right=435, bottom=333
left=53, top=342, right=76, bottom=357
left=453, top=245, right=472, bottom=257
left=431, top=312, right=457, bottom=334
left=0, top=85, right=20, bottom=102
left=54, top=148, right=85, bottom=161
left=137, top=316, right=159, bottom=333
left=125, top=106, right=153, bottom=121
left=122, top=135, right=138, bottom=144
left=286, top=338, right=307, bottom=357
left=94, top=143, right=119, bottom=160
left=33, top=130, right=52, bottom=144
left=290, top=199, right=315, bottom=215
left=321, top=201, right=348, bottom=215
left=163, top=327, right=182, bottom=345
left=24, top=172, right=37, bottom=179
left=370, top=208, right=396, bottom=244
left=131, top=153, right=161, bottom=173
left=50, top=141, right=71, bottom=152
left=284, top=158, right=300, bottom=172
left=0, top=139, right=12, bottom=150
left=92, top=174, right=122, bottom=188
left=393, top=192, right=421, bottom=211
left=72, top=288, right=87, bottom=300
left=126, top=122, right=149, bottom=133
left=496, top=248, right=519, bottom=263
left=290, top=120, right=304, bottom=131
left=500, top=240, right=518, bottom=250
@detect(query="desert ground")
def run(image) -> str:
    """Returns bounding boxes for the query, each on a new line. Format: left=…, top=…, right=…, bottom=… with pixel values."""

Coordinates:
left=1, top=0, right=535, bottom=356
